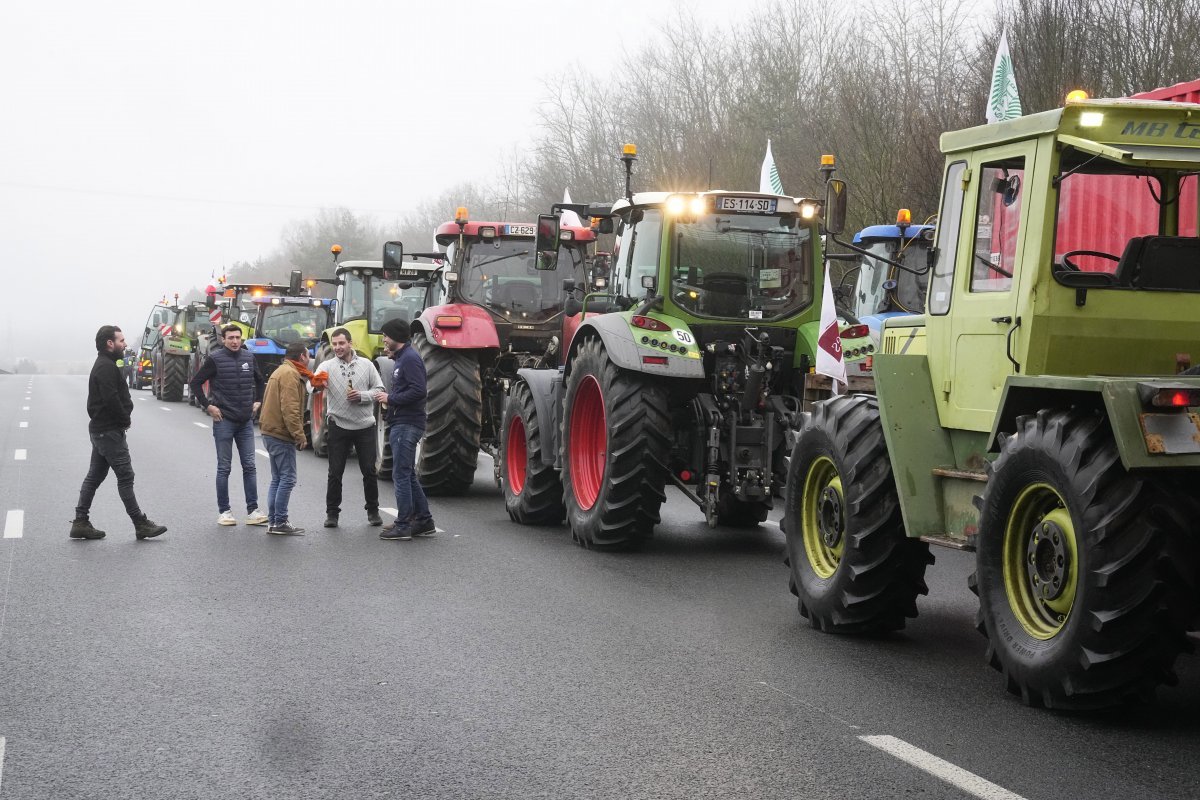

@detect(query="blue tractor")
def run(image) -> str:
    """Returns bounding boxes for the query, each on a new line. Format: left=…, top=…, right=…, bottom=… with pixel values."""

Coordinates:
left=244, top=295, right=335, bottom=380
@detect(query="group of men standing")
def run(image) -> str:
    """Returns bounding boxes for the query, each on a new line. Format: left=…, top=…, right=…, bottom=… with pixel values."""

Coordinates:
left=72, top=320, right=435, bottom=541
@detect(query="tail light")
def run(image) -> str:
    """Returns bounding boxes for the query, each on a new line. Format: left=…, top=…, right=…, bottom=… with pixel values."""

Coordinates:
left=1138, top=382, right=1200, bottom=408
left=642, top=355, right=669, bottom=366
left=632, top=315, right=671, bottom=332
left=841, top=324, right=869, bottom=339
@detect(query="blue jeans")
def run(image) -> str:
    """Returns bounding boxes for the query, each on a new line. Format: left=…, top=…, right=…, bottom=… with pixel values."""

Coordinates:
left=263, top=434, right=298, bottom=526
left=213, top=418, right=258, bottom=514
left=389, top=423, right=430, bottom=524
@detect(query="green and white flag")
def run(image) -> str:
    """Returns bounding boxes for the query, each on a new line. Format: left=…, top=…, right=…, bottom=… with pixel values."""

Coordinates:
left=986, top=29, right=1022, bottom=124
left=759, top=139, right=784, bottom=195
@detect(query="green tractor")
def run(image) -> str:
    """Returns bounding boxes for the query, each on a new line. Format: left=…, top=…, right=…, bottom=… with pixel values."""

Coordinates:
left=308, top=250, right=443, bottom=474
left=134, top=303, right=174, bottom=390
left=784, top=95, right=1200, bottom=709
left=500, top=145, right=825, bottom=546
left=150, top=301, right=212, bottom=402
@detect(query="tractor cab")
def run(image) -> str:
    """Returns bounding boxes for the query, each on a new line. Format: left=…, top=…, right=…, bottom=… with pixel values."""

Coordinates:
left=245, top=296, right=333, bottom=378
left=325, top=257, right=442, bottom=361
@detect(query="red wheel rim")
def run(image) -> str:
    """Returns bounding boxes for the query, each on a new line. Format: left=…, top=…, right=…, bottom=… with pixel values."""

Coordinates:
left=569, top=375, right=606, bottom=510
left=506, top=415, right=527, bottom=496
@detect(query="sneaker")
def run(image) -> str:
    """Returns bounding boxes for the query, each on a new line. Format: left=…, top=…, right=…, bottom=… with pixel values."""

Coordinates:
left=245, top=510, right=269, bottom=526
left=410, top=517, right=437, bottom=537
left=217, top=511, right=237, bottom=526
left=366, top=511, right=382, bottom=527
left=324, top=515, right=339, bottom=528
left=268, top=521, right=305, bottom=535
left=134, top=516, right=167, bottom=540
left=69, top=519, right=106, bottom=540
left=379, top=523, right=412, bottom=541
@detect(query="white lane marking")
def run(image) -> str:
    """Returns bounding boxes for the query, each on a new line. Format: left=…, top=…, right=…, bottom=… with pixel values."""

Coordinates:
left=256, top=449, right=269, bottom=458
left=19, top=422, right=27, bottom=429
left=194, top=422, right=208, bottom=429
left=3, top=511, right=22, bottom=539
left=0, top=735, right=6, bottom=791
left=159, top=407, right=171, bottom=412
left=137, top=397, right=149, bottom=401
left=13, top=450, right=26, bottom=461
left=20, top=407, right=28, bottom=411
left=858, top=736, right=1028, bottom=800
left=380, top=507, right=398, bottom=516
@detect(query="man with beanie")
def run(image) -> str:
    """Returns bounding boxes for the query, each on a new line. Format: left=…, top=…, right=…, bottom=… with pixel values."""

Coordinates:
left=259, top=341, right=311, bottom=535
left=189, top=325, right=268, bottom=527
left=71, top=325, right=167, bottom=541
left=375, top=319, right=435, bottom=540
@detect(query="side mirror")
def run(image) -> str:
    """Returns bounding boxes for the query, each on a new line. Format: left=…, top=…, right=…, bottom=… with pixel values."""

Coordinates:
left=534, top=214, right=560, bottom=271
left=382, top=241, right=405, bottom=271
left=205, top=294, right=216, bottom=310
left=596, top=217, right=614, bottom=234
left=824, top=179, right=847, bottom=236
left=288, top=269, right=302, bottom=295
left=641, top=275, right=657, bottom=292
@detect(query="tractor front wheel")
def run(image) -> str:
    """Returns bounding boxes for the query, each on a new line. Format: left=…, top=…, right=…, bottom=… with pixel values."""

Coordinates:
left=783, top=395, right=933, bottom=633
left=972, top=408, right=1199, bottom=709
left=501, top=381, right=564, bottom=525
left=414, top=332, right=482, bottom=495
left=161, top=355, right=187, bottom=402
left=560, top=338, right=670, bottom=549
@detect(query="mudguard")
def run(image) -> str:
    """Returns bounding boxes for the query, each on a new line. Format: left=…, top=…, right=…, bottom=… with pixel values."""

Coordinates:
left=516, top=368, right=564, bottom=465
left=568, top=313, right=706, bottom=379
left=414, top=304, right=500, bottom=350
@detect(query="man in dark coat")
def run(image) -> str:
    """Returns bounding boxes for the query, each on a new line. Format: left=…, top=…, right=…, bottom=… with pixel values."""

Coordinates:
left=189, top=325, right=267, bottom=526
left=71, top=325, right=167, bottom=541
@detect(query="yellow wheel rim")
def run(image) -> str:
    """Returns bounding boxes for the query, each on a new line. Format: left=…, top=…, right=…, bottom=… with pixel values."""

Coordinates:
left=1002, top=483, right=1079, bottom=640
left=802, top=456, right=845, bottom=579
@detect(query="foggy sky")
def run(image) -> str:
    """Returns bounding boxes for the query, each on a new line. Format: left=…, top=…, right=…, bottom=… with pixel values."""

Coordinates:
left=0, top=0, right=768, bottom=369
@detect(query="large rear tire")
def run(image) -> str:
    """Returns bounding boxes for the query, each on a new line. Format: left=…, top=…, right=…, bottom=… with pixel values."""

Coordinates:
left=161, top=355, right=187, bottom=402
left=972, top=408, right=1199, bottom=709
left=783, top=395, right=933, bottom=633
left=560, top=338, right=670, bottom=550
left=501, top=381, right=564, bottom=525
left=414, top=332, right=482, bottom=495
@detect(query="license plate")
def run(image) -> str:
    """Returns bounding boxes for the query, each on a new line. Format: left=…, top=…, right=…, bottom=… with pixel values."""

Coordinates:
left=504, top=224, right=536, bottom=236
left=717, top=196, right=777, bottom=214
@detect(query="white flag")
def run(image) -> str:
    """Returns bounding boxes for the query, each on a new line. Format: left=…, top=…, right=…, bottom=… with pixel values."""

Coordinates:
left=759, top=139, right=784, bottom=195
left=815, top=264, right=846, bottom=391
left=561, top=188, right=584, bottom=228
left=986, top=30, right=1023, bottom=124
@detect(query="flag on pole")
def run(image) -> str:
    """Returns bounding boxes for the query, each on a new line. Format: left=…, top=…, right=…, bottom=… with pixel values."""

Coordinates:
left=986, top=30, right=1023, bottom=124
left=815, top=264, right=846, bottom=392
left=759, top=139, right=784, bottom=195
left=561, top=189, right=584, bottom=228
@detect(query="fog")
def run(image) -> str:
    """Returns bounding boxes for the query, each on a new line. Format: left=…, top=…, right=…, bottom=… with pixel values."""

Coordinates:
left=0, top=0, right=769, bottom=372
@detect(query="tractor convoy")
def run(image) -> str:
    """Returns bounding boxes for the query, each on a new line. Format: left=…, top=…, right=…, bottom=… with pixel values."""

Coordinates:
left=134, top=91, right=1200, bottom=711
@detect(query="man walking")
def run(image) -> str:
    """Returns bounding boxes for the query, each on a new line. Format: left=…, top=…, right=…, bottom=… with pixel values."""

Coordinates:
left=313, top=328, right=385, bottom=528
left=189, top=325, right=268, bottom=527
left=259, top=342, right=310, bottom=535
left=375, top=320, right=435, bottom=541
left=71, top=325, right=167, bottom=541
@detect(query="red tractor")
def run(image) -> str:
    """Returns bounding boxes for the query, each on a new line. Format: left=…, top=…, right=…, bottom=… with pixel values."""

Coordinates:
left=389, top=209, right=598, bottom=494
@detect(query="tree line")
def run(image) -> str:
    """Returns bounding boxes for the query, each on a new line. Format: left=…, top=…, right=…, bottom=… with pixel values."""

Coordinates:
left=219, top=0, right=1200, bottom=290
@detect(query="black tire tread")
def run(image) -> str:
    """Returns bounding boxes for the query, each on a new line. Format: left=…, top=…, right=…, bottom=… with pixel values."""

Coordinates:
left=162, top=354, right=187, bottom=402
left=415, top=332, right=482, bottom=495
left=502, top=381, right=565, bottom=525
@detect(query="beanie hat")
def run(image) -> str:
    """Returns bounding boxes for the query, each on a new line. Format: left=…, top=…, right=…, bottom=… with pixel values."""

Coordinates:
left=381, top=319, right=410, bottom=343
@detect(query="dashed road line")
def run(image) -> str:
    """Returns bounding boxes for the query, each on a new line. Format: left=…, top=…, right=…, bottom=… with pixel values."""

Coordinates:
left=0, top=735, right=6, bottom=792
left=858, top=735, right=1028, bottom=800
left=256, top=449, right=269, bottom=458
left=159, top=407, right=171, bottom=412
left=380, top=507, right=398, bottom=516
left=3, top=511, right=23, bottom=539
left=20, top=407, right=28, bottom=411
left=18, top=422, right=27, bottom=429
left=194, top=422, right=208, bottom=429
left=13, top=450, right=25, bottom=462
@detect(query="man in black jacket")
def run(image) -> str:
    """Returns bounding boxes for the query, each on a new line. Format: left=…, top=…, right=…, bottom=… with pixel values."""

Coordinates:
left=189, top=325, right=267, bottom=526
left=71, top=325, right=167, bottom=541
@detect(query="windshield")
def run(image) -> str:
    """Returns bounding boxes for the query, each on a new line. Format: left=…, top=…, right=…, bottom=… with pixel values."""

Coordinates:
left=258, top=305, right=326, bottom=344
left=369, top=275, right=431, bottom=329
left=455, top=238, right=582, bottom=321
left=1054, top=157, right=1198, bottom=286
left=671, top=214, right=813, bottom=321
left=852, top=240, right=930, bottom=317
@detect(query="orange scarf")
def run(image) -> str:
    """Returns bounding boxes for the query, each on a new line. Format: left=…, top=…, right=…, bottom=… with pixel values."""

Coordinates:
left=287, top=358, right=325, bottom=387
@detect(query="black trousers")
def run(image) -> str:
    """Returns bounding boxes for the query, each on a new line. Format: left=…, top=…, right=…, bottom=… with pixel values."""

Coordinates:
left=326, top=420, right=379, bottom=516
left=75, top=429, right=143, bottom=520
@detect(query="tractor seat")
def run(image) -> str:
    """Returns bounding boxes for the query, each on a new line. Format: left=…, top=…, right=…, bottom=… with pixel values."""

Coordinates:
left=1117, top=236, right=1200, bottom=291
left=495, top=282, right=540, bottom=309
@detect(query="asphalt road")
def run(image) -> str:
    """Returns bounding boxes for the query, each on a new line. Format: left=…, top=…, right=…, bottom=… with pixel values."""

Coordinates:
left=0, top=374, right=1197, bottom=799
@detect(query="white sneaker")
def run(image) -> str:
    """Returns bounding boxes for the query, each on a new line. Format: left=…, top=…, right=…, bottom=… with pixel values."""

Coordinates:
left=217, top=511, right=237, bottom=526
left=245, top=511, right=269, bottom=526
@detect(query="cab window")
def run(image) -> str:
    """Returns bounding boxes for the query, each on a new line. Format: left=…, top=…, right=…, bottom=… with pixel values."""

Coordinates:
left=613, top=210, right=662, bottom=297
left=970, top=159, right=1025, bottom=293
left=929, top=161, right=967, bottom=315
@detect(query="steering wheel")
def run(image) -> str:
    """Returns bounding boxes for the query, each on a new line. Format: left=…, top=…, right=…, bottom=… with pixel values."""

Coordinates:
left=1060, top=250, right=1120, bottom=272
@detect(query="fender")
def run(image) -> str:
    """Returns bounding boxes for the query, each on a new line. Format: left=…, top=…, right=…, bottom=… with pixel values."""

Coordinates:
left=515, top=368, right=564, bottom=466
left=375, top=356, right=395, bottom=392
left=568, top=313, right=705, bottom=379
left=415, top=304, right=500, bottom=350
